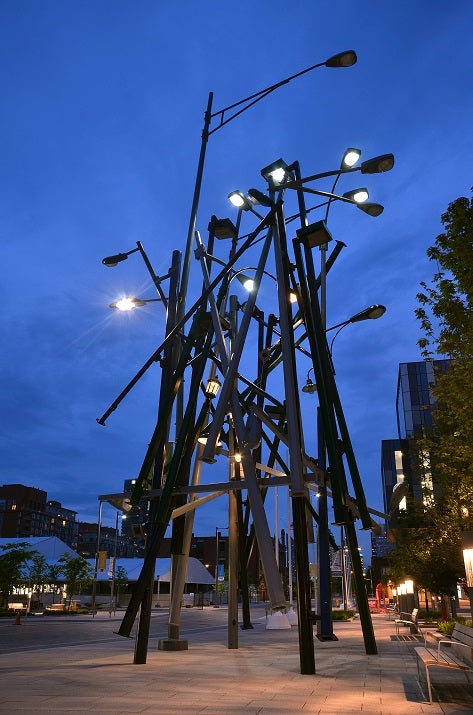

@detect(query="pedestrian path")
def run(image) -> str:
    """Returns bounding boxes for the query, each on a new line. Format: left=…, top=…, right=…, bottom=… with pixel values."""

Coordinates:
left=0, top=609, right=472, bottom=714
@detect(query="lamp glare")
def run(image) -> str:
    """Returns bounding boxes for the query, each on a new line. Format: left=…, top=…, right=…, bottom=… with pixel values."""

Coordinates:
left=228, top=191, right=245, bottom=208
left=114, top=297, right=136, bottom=311
left=343, top=148, right=361, bottom=167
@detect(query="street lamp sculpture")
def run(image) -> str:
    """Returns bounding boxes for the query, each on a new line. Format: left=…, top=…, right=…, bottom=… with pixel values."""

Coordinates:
left=97, top=49, right=397, bottom=676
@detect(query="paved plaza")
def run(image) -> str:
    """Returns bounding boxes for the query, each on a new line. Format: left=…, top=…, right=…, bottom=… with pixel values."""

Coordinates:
left=1, top=607, right=472, bottom=714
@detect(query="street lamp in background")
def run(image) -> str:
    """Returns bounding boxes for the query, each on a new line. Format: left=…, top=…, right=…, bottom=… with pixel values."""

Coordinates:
left=92, top=496, right=133, bottom=617
left=462, top=531, right=473, bottom=616
left=214, top=527, right=228, bottom=607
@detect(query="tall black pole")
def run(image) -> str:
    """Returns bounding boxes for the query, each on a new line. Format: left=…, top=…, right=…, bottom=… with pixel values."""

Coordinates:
left=133, top=250, right=181, bottom=664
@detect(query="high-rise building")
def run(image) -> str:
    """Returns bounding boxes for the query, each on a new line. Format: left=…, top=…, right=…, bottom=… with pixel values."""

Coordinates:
left=0, top=484, right=48, bottom=538
left=0, top=485, right=78, bottom=549
left=373, top=360, right=449, bottom=570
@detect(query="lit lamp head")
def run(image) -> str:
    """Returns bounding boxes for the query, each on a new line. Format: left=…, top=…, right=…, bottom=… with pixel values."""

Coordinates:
left=342, top=147, right=361, bottom=168
left=343, top=187, right=369, bottom=203
left=260, top=158, right=292, bottom=188
left=296, top=220, right=333, bottom=249
left=204, top=376, right=221, bottom=399
left=462, top=531, right=473, bottom=587
left=228, top=190, right=251, bottom=210
left=109, top=297, right=147, bottom=311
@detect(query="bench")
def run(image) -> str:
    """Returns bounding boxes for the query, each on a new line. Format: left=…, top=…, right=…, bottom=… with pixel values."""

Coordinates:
left=395, top=607, right=418, bottom=635
left=7, top=602, right=26, bottom=613
left=415, top=623, right=473, bottom=703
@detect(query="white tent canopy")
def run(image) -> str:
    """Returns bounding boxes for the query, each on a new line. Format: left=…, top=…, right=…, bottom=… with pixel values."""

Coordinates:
left=0, top=537, right=214, bottom=586
left=0, top=536, right=77, bottom=565
left=87, top=556, right=214, bottom=585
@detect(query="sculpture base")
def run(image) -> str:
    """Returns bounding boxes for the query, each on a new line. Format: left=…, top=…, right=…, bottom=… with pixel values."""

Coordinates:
left=158, top=639, right=189, bottom=651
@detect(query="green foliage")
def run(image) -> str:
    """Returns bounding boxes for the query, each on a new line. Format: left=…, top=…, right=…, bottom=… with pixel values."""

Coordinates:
left=0, top=542, right=37, bottom=607
left=56, top=553, right=93, bottom=605
left=437, top=619, right=456, bottom=636
left=392, top=190, right=473, bottom=599
left=331, top=609, right=356, bottom=621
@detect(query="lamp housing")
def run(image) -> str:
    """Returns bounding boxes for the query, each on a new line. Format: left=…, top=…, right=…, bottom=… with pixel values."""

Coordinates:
left=302, top=379, right=317, bottom=394
left=260, top=158, right=292, bottom=187
left=102, top=252, right=129, bottom=267
left=296, top=220, right=333, bottom=248
left=350, top=304, right=386, bottom=323
left=361, top=153, right=394, bottom=174
left=357, top=202, right=384, bottom=217
left=247, top=188, right=273, bottom=207
left=325, top=50, right=357, bottom=68
left=208, top=215, right=238, bottom=240
left=205, top=376, right=221, bottom=399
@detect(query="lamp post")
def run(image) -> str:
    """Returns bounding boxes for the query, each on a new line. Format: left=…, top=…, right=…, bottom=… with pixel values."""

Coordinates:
left=214, top=527, right=228, bottom=606
left=462, top=531, right=473, bottom=617
left=180, top=50, right=357, bottom=320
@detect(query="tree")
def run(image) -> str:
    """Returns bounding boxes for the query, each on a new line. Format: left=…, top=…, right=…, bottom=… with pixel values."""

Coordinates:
left=114, top=565, right=128, bottom=607
left=404, top=189, right=473, bottom=606
left=24, top=553, right=50, bottom=607
left=0, top=543, right=37, bottom=607
left=57, top=554, right=93, bottom=607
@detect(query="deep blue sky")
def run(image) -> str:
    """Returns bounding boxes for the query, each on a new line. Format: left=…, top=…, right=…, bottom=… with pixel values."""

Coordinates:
left=1, top=2, right=472, bottom=561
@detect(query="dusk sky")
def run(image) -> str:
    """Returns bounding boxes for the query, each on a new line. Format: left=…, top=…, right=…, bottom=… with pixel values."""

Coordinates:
left=1, top=2, right=472, bottom=561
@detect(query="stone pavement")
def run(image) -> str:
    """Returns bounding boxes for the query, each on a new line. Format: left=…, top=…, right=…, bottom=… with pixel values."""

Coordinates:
left=0, top=608, right=472, bottom=714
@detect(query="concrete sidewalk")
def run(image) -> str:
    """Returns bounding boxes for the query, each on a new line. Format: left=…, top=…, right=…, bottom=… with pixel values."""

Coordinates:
left=0, top=609, right=472, bottom=714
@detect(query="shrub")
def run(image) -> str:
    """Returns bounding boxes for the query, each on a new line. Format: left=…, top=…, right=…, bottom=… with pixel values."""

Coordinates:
left=331, top=609, right=356, bottom=621
left=437, top=620, right=456, bottom=635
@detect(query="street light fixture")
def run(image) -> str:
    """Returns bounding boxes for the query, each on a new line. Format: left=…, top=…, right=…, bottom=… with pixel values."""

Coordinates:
left=326, top=304, right=387, bottom=354
left=102, top=247, right=140, bottom=266
left=260, top=158, right=293, bottom=187
left=228, top=191, right=265, bottom=219
left=302, top=368, right=317, bottom=394
left=204, top=376, right=221, bottom=399
left=208, top=215, right=239, bottom=241
left=102, top=241, right=174, bottom=306
left=109, top=297, right=162, bottom=311
left=360, top=153, right=395, bottom=174
left=342, top=148, right=361, bottom=168
left=342, top=188, right=369, bottom=203
left=296, top=220, right=333, bottom=249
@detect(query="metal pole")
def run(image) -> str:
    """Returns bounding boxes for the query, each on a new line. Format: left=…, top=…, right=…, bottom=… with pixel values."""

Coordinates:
left=133, top=250, right=181, bottom=664
left=214, top=527, right=219, bottom=606
left=91, top=500, right=103, bottom=618
left=228, top=294, right=239, bottom=648
left=273, top=201, right=315, bottom=674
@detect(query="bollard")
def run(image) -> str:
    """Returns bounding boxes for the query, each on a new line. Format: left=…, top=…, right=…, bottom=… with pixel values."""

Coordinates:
left=15, top=612, right=21, bottom=625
